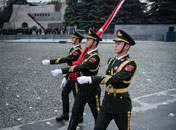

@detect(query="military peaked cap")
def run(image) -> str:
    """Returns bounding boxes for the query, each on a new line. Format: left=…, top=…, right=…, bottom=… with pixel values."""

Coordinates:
left=87, top=29, right=102, bottom=41
left=72, top=30, right=84, bottom=41
left=113, top=30, right=135, bottom=45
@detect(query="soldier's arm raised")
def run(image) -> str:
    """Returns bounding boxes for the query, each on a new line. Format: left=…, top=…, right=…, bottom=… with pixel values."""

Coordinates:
left=62, top=55, right=100, bottom=74
left=77, top=61, right=137, bottom=87
left=51, top=55, right=100, bottom=77
left=50, top=48, right=81, bottom=64
left=91, top=61, right=137, bottom=86
left=42, top=48, right=81, bottom=65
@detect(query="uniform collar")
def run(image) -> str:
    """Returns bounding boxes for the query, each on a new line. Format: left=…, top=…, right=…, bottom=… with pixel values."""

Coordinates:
left=73, top=44, right=80, bottom=48
left=116, top=53, right=129, bottom=60
left=88, top=48, right=97, bottom=55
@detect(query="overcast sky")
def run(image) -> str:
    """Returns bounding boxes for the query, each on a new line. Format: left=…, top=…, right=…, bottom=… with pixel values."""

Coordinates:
left=27, top=0, right=51, bottom=2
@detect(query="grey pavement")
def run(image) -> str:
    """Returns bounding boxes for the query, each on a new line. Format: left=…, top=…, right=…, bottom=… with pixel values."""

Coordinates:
left=0, top=41, right=176, bottom=130
left=1, top=89, right=176, bottom=130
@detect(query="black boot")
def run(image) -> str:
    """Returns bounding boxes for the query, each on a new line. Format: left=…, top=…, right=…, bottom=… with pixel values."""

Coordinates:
left=56, top=114, right=69, bottom=121
left=67, top=117, right=79, bottom=130
left=78, top=116, right=83, bottom=123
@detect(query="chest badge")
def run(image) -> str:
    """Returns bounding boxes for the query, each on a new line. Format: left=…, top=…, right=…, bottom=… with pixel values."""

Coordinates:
left=125, top=65, right=134, bottom=71
left=114, top=66, right=118, bottom=70
left=89, top=58, right=96, bottom=63
left=73, top=51, right=78, bottom=55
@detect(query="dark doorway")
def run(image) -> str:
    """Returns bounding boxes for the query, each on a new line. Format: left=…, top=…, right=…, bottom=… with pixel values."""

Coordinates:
left=22, top=22, right=28, bottom=28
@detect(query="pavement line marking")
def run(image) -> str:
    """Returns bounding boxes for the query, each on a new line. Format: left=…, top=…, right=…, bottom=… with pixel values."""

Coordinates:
left=132, top=88, right=176, bottom=100
left=132, top=89, right=176, bottom=112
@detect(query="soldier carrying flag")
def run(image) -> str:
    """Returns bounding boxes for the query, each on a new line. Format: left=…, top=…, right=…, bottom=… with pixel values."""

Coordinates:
left=51, top=28, right=102, bottom=130
left=78, top=29, right=137, bottom=130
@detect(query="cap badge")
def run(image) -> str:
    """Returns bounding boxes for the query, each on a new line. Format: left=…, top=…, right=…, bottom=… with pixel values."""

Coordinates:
left=117, top=31, right=122, bottom=36
left=88, top=30, right=91, bottom=34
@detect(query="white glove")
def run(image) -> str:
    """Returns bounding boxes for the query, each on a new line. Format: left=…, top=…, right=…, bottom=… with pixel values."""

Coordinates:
left=51, top=69, right=62, bottom=77
left=42, top=59, right=50, bottom=65
left=60, top=77, right=67, bottom=88
left=77, top=76, right=92, bottom=84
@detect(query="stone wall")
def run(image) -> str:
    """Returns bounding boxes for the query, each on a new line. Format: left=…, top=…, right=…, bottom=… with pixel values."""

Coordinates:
left=115, top=24, right=176, bottom=41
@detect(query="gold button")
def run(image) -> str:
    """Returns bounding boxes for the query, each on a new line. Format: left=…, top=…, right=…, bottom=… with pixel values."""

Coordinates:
left=120, top=96, right=123, bottom=99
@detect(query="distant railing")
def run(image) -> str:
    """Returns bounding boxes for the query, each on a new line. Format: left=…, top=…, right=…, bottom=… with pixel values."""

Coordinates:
left=0, top=27, right=115, bottom=41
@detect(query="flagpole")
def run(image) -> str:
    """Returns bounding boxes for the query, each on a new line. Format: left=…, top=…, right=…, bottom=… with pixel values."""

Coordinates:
left=96, top=0, right=125, bottom=36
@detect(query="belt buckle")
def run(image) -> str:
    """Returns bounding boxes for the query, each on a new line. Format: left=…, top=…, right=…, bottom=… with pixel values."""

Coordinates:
left=108, top=84, right=113, bottom=88
left=108, top=84, right=113, bottom=95
left=106, top=85, right=110, bottom=95
left=107, top=87, right=110, bottom=95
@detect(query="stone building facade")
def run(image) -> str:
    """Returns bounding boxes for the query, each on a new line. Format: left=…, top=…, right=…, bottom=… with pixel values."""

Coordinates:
left=8, top=3, right=67, bottom=30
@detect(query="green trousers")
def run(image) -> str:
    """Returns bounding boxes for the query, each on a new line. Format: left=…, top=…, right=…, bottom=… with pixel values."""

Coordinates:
left=94, top=108, right=131, bottom=130
left=67, top=94, right=100, bottom=130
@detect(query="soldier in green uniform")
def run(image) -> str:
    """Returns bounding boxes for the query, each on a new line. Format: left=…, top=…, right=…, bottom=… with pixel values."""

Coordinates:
left=77, top=30, right=137, bottom=130
left=51, top=29, right=102, bottom=130
left=42, top=30, right=84, bottom=122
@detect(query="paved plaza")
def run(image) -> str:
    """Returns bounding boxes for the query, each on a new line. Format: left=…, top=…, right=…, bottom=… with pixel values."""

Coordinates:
left=0, top=40, right=176, bottom=130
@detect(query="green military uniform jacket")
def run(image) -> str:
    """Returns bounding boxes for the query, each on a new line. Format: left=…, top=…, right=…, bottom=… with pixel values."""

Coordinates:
left=50, top=45, right=82, bottom=66
left=61, top=50, right=101, bottom=96
left=91, top=55, right=137, bottom=113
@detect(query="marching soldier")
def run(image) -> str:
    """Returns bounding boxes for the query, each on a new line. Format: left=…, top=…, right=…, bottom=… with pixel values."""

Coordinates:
left=77, top=30, right=137, bottom=130
left=51, top=29, right=102, bottom=130
left=42, top=30, right=84, bottom=122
